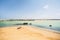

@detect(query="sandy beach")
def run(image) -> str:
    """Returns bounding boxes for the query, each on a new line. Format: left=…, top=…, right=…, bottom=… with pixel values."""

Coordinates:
left=0, top=25, right=60, bottom=40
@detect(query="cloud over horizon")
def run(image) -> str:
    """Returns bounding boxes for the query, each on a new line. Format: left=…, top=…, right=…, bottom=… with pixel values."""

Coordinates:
left=43, top=5, right=48, bottom=9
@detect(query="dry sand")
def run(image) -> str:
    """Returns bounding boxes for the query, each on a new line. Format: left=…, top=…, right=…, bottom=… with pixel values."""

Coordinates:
left=0, top=25, right=60, bottom=40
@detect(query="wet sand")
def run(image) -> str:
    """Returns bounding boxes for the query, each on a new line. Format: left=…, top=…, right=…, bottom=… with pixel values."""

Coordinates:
left=0, top=25, right=60, bottom=40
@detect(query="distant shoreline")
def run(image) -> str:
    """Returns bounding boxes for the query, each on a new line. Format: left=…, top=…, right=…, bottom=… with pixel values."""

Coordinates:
left=0, top=19, right=60, bottom=21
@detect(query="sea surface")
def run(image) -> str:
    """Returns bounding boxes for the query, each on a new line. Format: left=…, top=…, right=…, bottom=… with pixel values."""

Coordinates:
left=0, top=20, right=60, bottom=32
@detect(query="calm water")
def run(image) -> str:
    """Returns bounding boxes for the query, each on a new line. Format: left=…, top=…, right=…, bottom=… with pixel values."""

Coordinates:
left=0, top=20, right=60, bottom=32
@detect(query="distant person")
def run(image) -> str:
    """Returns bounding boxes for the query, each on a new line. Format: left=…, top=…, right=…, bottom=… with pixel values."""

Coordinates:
left=49, top=25, right=52, bottom=27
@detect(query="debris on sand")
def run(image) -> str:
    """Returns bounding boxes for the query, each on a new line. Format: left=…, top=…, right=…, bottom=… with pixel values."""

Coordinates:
left=17, top=27, right=22, bottom=29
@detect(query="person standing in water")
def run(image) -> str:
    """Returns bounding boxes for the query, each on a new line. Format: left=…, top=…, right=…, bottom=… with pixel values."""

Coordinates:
left=49, top=25, right=52, bottom=27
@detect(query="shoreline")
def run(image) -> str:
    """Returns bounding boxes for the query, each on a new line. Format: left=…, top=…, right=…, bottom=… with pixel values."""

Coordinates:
left=31, top=25, right=60, bottom=34
left=0, top=25, right=60, bottom=40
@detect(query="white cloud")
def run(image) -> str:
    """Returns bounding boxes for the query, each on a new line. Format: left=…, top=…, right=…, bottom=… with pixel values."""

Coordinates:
left=43, top=5, right=48, bottom=9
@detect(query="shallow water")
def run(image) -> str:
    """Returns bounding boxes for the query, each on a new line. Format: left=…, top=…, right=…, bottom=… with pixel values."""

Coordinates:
left=0, top=20, right=60, bottom=32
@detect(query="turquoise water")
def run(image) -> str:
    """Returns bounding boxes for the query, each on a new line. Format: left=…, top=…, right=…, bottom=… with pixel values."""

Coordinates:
left=0, top=20, right=60, bottom=31
left=32, top=20, right=60, bottom=31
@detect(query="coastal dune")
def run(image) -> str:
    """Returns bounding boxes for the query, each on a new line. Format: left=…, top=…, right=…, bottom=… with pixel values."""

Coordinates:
left=0, top=25, right=60, bottom=40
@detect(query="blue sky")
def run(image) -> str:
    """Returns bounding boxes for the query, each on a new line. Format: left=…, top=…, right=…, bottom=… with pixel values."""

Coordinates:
left=0, top=0, right=60, bottom=19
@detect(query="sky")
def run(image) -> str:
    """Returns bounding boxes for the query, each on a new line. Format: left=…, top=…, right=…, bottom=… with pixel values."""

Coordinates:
left=0, top=0, right=60, bottom=19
